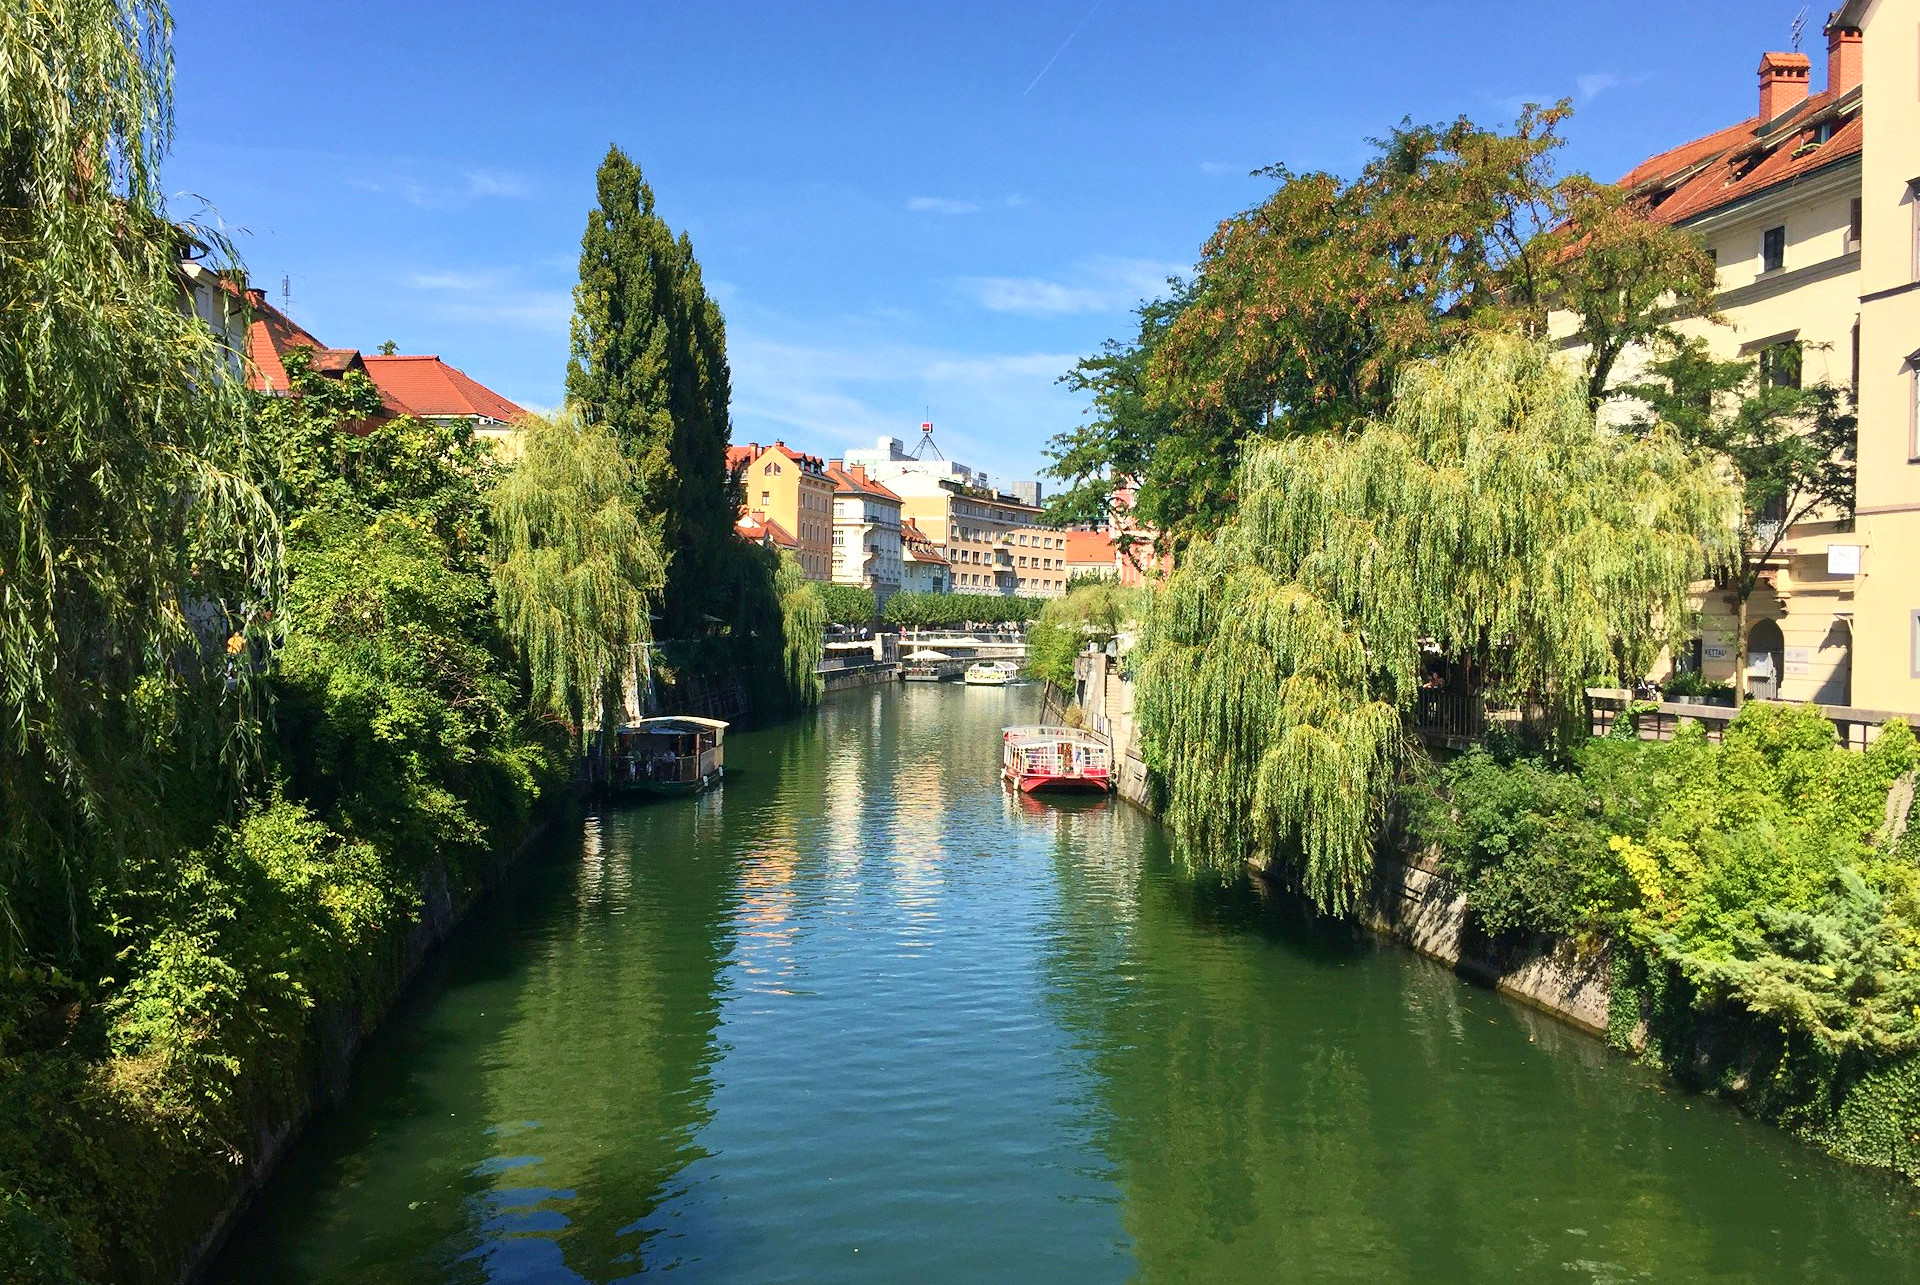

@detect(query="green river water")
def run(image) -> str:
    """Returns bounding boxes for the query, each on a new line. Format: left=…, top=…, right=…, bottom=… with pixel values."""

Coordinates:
left=212, top=684, right=1920, bottom=1283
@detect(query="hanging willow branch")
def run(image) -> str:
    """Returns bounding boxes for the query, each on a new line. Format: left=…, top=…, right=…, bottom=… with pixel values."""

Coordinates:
left=1, top=0, right=283, bottom=963
left=1136, top=333, right=1738, bottom=914
left=775, top=552, right=826, bottom=710
left=492, top=409, right=664, bottom=752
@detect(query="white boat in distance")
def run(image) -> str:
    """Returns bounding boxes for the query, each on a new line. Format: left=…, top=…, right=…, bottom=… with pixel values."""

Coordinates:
left=964, top=661, right=1020, bottom=687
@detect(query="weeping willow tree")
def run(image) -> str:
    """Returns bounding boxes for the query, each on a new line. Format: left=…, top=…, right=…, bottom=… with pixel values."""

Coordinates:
left=492, top=410, right=664, bottom=753
left=775, top=553, right=825, bottom=710
left=0, top=0, right=282, bottom=963
left=1136, top=334, right=1737, bottom=914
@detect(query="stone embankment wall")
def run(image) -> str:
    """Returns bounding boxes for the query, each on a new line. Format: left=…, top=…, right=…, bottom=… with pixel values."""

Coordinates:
left=1071, top=652, right=1620, bottom=1039
left=821, top=661, right=899, bottom=692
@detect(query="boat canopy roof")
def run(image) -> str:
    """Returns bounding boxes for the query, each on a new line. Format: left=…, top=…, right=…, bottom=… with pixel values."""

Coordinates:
left=905, top=649, right=951, bottom=660
left=620, top=716, right=729, bottom=736
left=1002, top=725, right=1106, bottom=743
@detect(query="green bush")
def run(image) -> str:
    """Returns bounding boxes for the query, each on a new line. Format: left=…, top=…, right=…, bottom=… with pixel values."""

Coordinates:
left=1410, top=704, right=1920, bottom=1175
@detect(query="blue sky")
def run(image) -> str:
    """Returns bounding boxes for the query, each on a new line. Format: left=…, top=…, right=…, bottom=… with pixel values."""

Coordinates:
left=169, top=1, right=1818, bottom=486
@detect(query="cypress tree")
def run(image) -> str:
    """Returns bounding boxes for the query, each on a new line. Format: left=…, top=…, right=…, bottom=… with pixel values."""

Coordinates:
left=567, top=146, right=732, bottom=635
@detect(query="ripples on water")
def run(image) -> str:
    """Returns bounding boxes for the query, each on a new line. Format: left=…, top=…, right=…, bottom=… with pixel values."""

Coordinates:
left=212, top=686, right=1920, bottom=1283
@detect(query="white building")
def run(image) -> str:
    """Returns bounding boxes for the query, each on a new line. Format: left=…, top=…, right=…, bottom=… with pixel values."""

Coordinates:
left=826, top=462, right=903, bottom=604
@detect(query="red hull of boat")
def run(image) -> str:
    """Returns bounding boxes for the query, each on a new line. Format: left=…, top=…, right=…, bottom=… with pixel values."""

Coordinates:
left=1010, top=770, right=1112, bottom=794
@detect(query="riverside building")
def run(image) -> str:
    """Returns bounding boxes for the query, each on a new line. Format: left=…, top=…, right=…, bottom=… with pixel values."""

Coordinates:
left=1557, top=11, right=1893, bottom=704
left=727, top=441, right=835, bottom=582
left=843, top=430, right=1050, bottom=596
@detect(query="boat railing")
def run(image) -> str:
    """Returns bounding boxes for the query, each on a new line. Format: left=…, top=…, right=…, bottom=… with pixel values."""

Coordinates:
left=1007, top=737, right=1112, bottom=777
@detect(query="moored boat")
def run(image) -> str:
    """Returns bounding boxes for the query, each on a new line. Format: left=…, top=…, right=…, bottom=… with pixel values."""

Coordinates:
left=963, top=662, right=1009, bottom=686
left=903, top=649, right=957, bottom=682
left=1001, top=725, right=1114, bottom=794
left=608, top=716, right=728, bottom=797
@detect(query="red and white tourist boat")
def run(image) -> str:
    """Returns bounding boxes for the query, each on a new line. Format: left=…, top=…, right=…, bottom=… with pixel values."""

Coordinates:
left=1001, top=725, right=1114, bottom=795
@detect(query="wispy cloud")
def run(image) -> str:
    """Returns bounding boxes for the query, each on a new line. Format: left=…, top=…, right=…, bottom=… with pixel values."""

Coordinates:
left=347, top=163, right=539, bottom=209
left=907, top=195, right=982, bottom=215
left=1198, top=160, right=1250, bottom=178
left=1576, top=71, right=1620, bottom=101
left=957, top=255, right=1183, bottom=317
left=406, top=267, right=572, bottom=331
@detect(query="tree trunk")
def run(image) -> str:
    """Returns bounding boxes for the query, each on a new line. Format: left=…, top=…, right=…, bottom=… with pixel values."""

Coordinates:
left=1732, top=586, right=1749, bottom=709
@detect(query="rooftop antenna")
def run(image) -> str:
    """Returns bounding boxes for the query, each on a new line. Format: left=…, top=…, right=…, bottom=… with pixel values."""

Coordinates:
left=908, top=417, right=944, bottom=460
left=1790, top=5, right=1808, bottom=50
left=280, top=272, right=292, bottom=314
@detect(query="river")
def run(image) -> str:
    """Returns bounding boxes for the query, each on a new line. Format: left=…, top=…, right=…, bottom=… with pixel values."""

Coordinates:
left=211, top=684, right=1920, bottom=1283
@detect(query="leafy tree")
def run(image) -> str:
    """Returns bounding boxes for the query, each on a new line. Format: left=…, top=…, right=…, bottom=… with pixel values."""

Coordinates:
left=1048, top=104, right=1716, bottom=551
left=816, top=584, right=877, bottom=625
left=567, top=146, right=732, bottom=636
left=0, top=0, right=282, bottom=964
left=1535, top=180, right=1719, bottom=407
left=882, top=592, right=1045, bottom=629
left=1136, top=334, right=1736, bottom=913
left=493, top=411, right=664, bottom=755
left=1043, top=287, right=1190, bottom=532
left=1617, top=335, right=1856, bottom=700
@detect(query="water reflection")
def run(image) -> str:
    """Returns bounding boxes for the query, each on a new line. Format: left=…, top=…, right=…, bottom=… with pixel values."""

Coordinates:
left=214, top=685, right=1920, bottom=1284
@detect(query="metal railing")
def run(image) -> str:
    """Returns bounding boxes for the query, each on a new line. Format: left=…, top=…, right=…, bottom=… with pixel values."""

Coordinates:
left=1412, top=691, right=1486, bottom=746
left=1584, top=688, right=1919, bottom=752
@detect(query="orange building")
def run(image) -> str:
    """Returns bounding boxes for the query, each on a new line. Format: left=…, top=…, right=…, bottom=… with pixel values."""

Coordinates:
left=727, top=441, right=834, bottom=581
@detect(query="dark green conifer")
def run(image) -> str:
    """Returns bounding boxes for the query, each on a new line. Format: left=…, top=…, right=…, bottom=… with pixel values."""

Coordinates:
left=567, top=146, right=732, bottom=634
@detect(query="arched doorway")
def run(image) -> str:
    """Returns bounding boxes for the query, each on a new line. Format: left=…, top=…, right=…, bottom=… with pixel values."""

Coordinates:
left=1748, top=618, right=1785, bottom=700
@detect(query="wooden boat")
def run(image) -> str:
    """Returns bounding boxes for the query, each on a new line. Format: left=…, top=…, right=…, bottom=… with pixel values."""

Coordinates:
left=608, top=716, right=727, bottom=797
left=1001, top=725, right=1114, bottom=794
left=963, top=662, right=1010, bottom=686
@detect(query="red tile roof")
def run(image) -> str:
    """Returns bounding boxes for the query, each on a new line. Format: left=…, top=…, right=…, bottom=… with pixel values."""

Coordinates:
left=901, top=519, right=948, bottom=565
left=360, top=355, right=525, bottom=424
left=1061, top=530, right=1117, bottom=568
left=825, top=462, right=902, bottom=503
left=240, top=287, right=411, bottom=429
left=736, top=510, right=799, bottom=550
left=1619, top=84, right=1862, bottom=228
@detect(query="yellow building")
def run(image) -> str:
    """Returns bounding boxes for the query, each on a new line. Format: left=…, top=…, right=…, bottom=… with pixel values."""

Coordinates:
left=728, top=441, right=834, bottom=581
left=1842, top=0, right=1920, bottom=712
left=1006, top=527, right=1072, bottom=597
left=1561, top=17, right=1872, bottom=702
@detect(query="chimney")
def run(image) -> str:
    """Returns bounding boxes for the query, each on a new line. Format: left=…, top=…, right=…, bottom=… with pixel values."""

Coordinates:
left=1826, top=18, right=1862, bottom=95
left=1758, top=52, right=1811, bottom=123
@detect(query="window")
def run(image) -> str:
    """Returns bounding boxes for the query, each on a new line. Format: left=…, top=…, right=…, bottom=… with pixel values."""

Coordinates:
left=1912, top=180, right=1920, bottom=281
left=1912, top=610, right=1920, bottom=680
left=1848, top=197, right=1862, bottom=249
left=760, top=491, right=770, bottom=506
left=1762, top=225, right=1787, bottom=273
left=1910, top=356, right=1920, bottom=459
left=1760, top=340, right=1802, bottom=389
